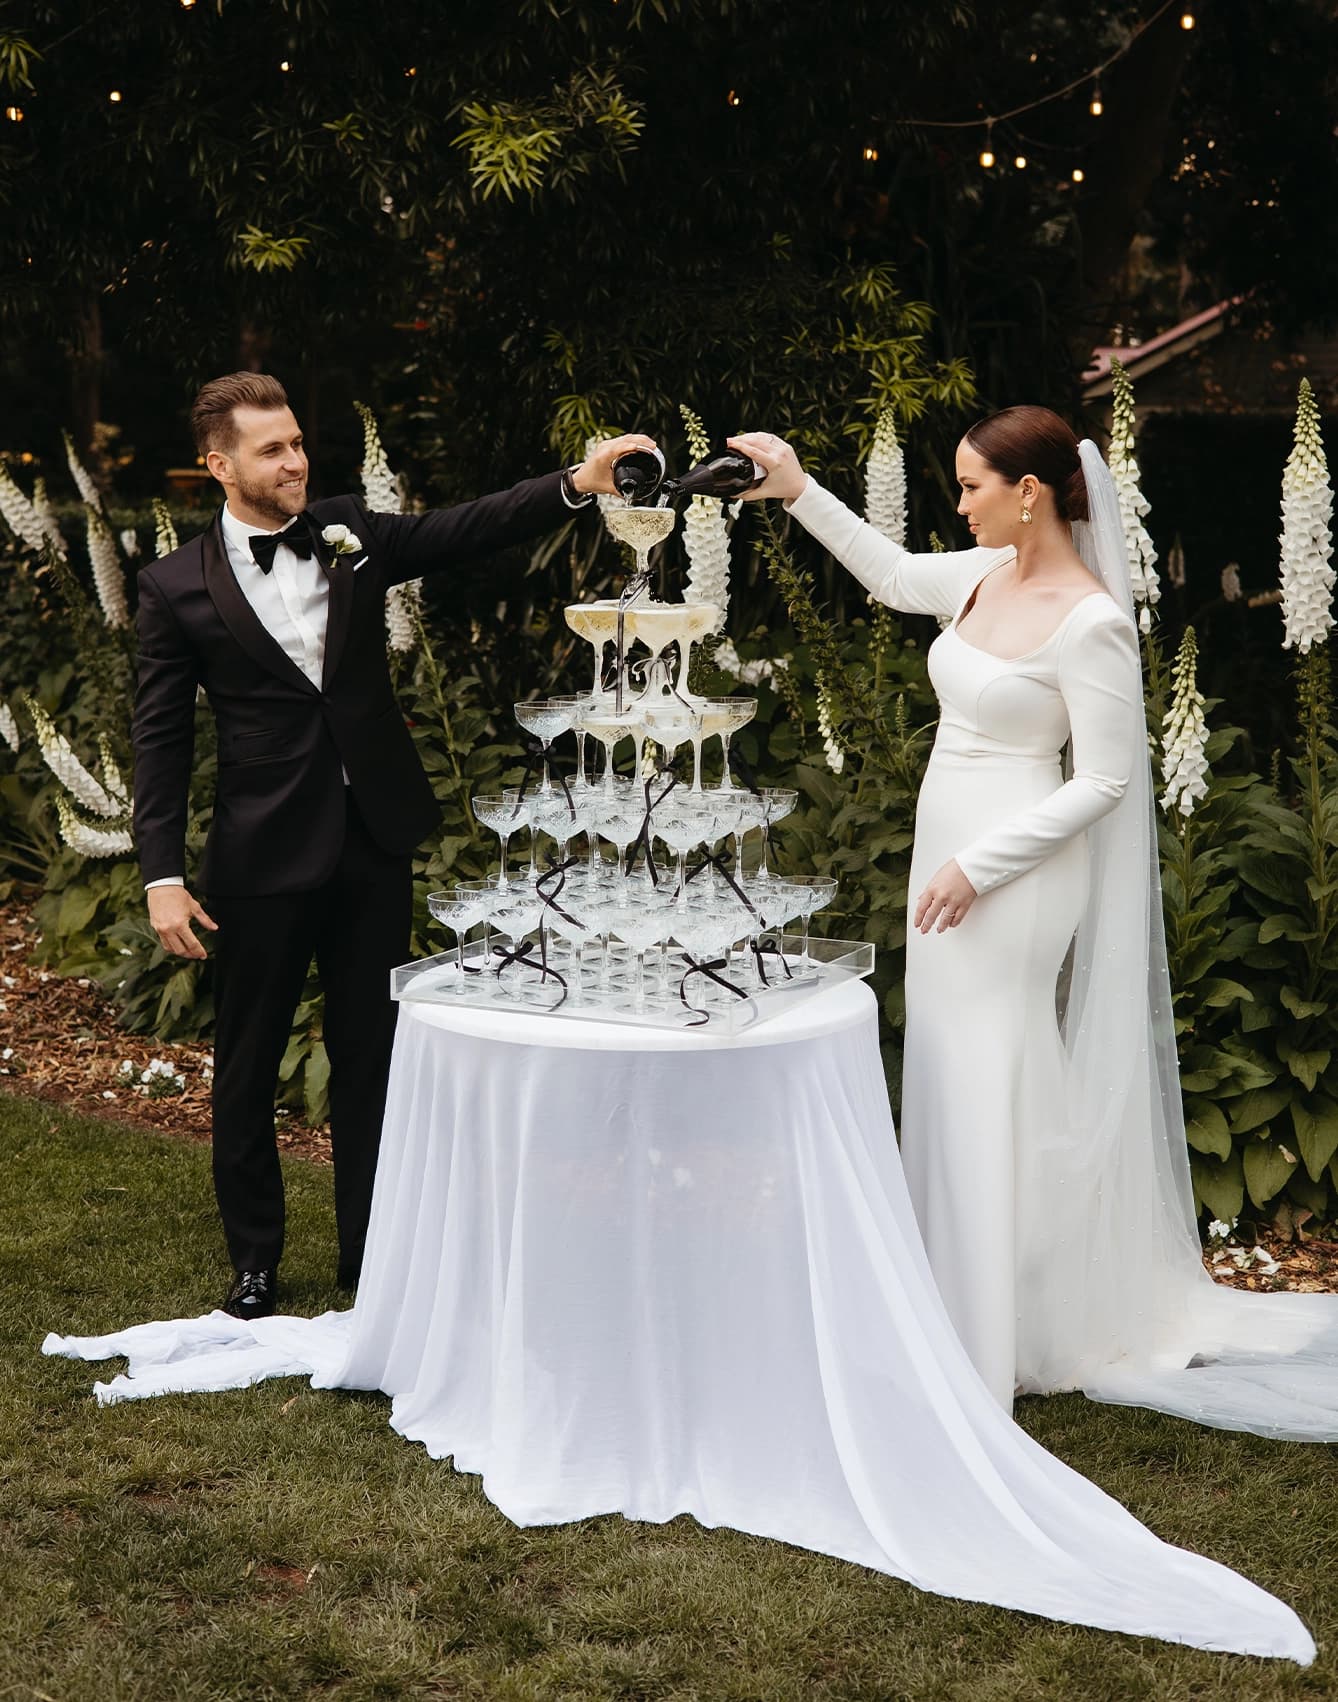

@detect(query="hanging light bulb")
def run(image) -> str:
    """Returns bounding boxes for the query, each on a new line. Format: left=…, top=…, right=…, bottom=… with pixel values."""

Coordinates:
left=979, top=121, right=995, bottom=170
left=279, top=60, right=291, bottom=72
left=980, top=147, right=995, bottom=168
left=1072, top=167, right=1085, bottom=183
left=862, top=146, right=879, bottom=162
left=1014, top=154, right=1028, bottom=170
left=1180, top=11, right=1196, bottom=27
left=1089, top=84, right=1104, bottom=117
left=108, top=89, right=123, bottom=103
left=4, top=105, right=23, bottom=122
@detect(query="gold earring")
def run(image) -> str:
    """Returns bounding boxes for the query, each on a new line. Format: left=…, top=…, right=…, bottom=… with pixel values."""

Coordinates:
left=1020, top=504, right=1033, bottom=524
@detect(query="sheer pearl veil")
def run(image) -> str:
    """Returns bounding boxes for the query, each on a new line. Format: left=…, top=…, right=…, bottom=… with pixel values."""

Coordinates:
left=1026, top=439, right=1338, bottom=1437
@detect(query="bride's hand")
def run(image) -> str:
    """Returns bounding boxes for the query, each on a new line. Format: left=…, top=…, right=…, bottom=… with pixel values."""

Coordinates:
left=726, top=432, right=807, bottom=503
left=914, top=860, right=978, bottom=934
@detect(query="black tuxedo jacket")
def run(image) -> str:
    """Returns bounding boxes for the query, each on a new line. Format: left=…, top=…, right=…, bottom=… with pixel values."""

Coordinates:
left=132, top=475, right=570, bottom=897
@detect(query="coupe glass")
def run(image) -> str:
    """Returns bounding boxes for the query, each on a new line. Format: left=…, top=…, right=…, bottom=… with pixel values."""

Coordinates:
left=527, top=786, right=582, bottom=878
left=740, top=874, right=802, bottom=985
left=579, top=705, right=635, bottom=794
left=700, top=696, right=756, bottom=788
left=453, top=876, right=502, bottom=980
left=471, top=791, right=523, bottom=889
left=798, top=874, right=838, bottom=972
left=514, top=696, right=581, bottom=794
left=491, top=883, right=546, bottom=997
left=609, top=891, right=675, bottom=1015
left=564, top=601, right=623, bottom=698
left=756, top=787, right=798, bottom=880
left=426, top=887, right=486, bottom=993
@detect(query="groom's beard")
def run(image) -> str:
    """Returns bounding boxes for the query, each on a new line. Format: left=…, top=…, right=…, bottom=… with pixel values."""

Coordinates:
left=234, top=470, right=308, bottom=529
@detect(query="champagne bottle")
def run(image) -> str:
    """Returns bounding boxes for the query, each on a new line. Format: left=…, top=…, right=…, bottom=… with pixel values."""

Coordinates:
left=610, top=446, right=666, bottom=506
left=662, top=448, right=766, bottom=501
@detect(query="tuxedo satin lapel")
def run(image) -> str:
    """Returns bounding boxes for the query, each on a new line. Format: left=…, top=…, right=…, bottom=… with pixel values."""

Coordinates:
left=321, top=552, right=354, bottom=688
left=201, top=514, right=320, bottom=696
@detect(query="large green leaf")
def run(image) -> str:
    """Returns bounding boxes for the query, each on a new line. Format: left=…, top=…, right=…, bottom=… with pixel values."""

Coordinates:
left=1292, top=1096, right=1338, bottom=1182
left=1279, top=1040, right=1332, bottom=1092
left=1191, top=1149, right=1244, bottom=1224
left=1243, top=1137, right=1298, bottom=1208
left=1226, top=1083, right=1292, bottom=1135
left=1185, top=1102, right=1232, bottom=1160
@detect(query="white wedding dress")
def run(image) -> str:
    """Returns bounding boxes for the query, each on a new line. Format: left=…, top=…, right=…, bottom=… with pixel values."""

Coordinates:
left=788, top=465, right=1338, bottom=1438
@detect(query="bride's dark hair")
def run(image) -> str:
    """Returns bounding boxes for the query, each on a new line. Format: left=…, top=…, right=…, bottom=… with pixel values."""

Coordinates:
left=964, top=406, right=1089, bottom=523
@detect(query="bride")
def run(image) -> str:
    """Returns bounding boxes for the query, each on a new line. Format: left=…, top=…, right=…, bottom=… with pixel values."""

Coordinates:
left=730, top=409, right=1338, bottom=1440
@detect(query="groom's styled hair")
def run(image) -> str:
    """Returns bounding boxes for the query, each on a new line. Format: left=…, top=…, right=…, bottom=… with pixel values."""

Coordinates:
left=192, top=372, right=290, bottom=458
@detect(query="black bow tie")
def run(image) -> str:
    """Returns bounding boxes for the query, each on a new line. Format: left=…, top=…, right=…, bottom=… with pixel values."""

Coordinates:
left=249, top=518, right=317, bottom=574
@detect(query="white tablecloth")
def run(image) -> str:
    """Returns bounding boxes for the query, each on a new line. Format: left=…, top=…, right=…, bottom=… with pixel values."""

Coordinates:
left=46, top=982, right=1313, bottom=1660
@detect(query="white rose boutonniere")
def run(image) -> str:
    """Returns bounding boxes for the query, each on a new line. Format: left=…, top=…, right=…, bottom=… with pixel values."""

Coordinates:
left=321, top=523, right=362, bottom=558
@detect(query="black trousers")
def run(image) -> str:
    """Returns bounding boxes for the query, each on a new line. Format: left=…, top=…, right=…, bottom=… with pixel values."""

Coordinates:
left=208, top=794, right=412, bottom=1280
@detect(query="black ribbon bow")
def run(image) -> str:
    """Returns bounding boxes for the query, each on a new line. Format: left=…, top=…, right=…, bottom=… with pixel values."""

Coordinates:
left=249, top=516, right=318, bottom=574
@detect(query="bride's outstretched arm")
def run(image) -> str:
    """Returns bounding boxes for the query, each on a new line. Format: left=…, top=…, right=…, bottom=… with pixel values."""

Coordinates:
left=727, top=432, right=1001, bottom=619
left=953, top=602, right=1140, bottom=895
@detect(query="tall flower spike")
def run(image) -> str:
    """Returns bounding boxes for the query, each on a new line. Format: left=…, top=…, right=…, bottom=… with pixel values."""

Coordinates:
left=1279, top=378, right=1335, bottom=654
left=1109, top=359, right=1159, bottom=630
left=0, top=463, right=52, bottom=555
left=85, top=507, right=130, bottom=628
left=96, top=733, right=130, bottom=808
left=54, top=793, right=134, bottom=858
left=678, top=404, right=732, bottom=634
left=152, top=498, right=179, bottom=559
left=1161, top=625, right=1210, bottom=816
left=816, top=674, right=845, bottom=775
left=354, top=401, right=422, bottom=655
left=865, top=406, right=907, bottom=546
left=31, top=476, right=65, bottom=557
left=0, top=700, right=19, bottom=753
left=21, top=694, right=123, bottom=817
left=63, top=430, right=104, bottom=513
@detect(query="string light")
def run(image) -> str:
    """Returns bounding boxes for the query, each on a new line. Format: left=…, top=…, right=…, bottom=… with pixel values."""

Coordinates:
left=179, top=0, right=196, bottom=8
left=726, top=89, right=740, bottom=106
left=405, top=66, right=417, bottom=77
left=4, top=105, right=23, bottom=122
left=108, top=89, right=122, bottom=103
left=1089, top=84, right=1104, bottom=116
left=1180, top=11, right=1196, bottom=27
left=979, top=146, right=995, bottom=168
left=862, top=146, right=879, bottom=162
left=1072, top=167, right=1085, bottom=182
left=979, top=120, right=995, bottom=169
left=1014, top=154, right=1028, bottom=170
left=279, top=60, right=291, bottom=72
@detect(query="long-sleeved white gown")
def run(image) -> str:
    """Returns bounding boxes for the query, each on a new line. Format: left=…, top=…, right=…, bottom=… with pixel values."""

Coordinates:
left=788, top=475, right=1338, bottom=1443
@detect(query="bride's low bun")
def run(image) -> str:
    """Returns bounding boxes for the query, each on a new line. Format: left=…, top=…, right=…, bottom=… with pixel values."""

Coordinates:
left=964, top=405, right=1088, bottom=522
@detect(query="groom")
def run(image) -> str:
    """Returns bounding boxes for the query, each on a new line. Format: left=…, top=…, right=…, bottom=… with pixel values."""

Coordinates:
left=134, top=371, right=653, bottom=1318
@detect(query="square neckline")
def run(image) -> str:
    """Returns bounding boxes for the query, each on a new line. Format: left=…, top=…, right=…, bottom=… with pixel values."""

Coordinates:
left=951, top=556, right=1112, bottom=664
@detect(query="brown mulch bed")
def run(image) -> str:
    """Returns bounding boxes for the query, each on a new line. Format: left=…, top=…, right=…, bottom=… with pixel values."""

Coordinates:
left=0, top=899, right=330, bottom=1165
left=1, top=897, right=1336, bottom=1291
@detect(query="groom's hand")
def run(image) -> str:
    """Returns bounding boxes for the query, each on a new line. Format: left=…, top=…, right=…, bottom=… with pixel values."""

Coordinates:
left=571, top=432, right=659, bottom=496
left=147, top=885, right=219, bottom=960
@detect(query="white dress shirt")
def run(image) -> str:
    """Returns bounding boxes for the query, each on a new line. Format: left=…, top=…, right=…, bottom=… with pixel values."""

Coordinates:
left=145, top=506, right=336, bottom=891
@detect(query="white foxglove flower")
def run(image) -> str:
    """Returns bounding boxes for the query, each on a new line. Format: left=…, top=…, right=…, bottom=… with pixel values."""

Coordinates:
left=97, top=733, right=130, bottom=808
left=0, top=463, right=51, bottom=554
left=63, top=430, right=103, bottom=512
left=152, top=498, right=178, bottom=559
left=1279, top=378, right=1334, bottom=654
left=31, top=477, right=65, bottom=556
left=355, top=401, right=423, bottom=653
left=865, top=406, right=907, bottom=546
left=816, top=675, right=844, bottom=775
left=120, top=528, right=140, bottom=558
left=713, top=636, right=788, bottom=688
left=385, top=580, right=420, bottom=654
left=55, top=793, right=133, bottom=858
left=682, top=497, right=731, bottom=634
left=0, top=700, right=19, bottom=752
left=354, top=402, right=403, bottom=514
left=1161, top=626, right=1210, bottom=817
left=1109, top=360, right=1159, bottom=622
left=22, top=694, right=122, bottom=817
left=1221, top=563, right=1242, bottom=603
left=86, top=507, right=130, bottom=628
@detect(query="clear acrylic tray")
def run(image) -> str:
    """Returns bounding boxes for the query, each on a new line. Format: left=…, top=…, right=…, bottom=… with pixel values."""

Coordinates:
left=390, top=933, right=875, bottom=1035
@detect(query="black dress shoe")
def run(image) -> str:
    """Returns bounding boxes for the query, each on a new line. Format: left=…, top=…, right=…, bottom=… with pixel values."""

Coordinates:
left=222, top=1267, right=277, bottom=1320
left=335, top=1262, right=360, bottom=1292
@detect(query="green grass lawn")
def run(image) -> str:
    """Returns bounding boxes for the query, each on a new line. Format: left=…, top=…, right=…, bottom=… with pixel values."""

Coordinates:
left=2, top=1090, right=1335, bottom=1702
